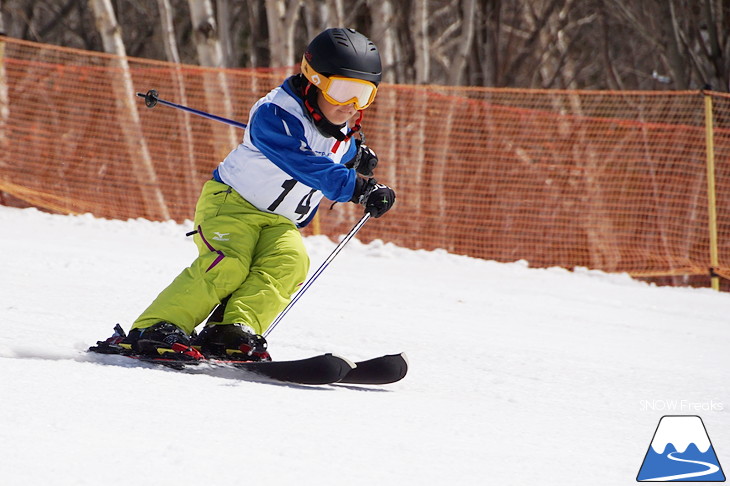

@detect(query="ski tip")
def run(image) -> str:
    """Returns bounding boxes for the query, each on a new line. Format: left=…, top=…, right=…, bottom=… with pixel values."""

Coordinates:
left=391, top=352, right=409, bottom=377
left=379, top=352, right=409, bottom=369
left=251, top=353, right=355, bottom=385
left=338, top=352, right=409, bottom=385
left=329, top=353, right=357, bottom=371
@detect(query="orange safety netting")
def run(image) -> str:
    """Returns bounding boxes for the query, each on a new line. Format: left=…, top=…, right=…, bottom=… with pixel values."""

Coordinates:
left=2, top=37, right=730, bottom=284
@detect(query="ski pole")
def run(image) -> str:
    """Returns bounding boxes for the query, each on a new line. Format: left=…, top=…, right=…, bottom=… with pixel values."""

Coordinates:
left=136, top=89, right=247, bottom=130
left=264, top=212, right=371, bottom=337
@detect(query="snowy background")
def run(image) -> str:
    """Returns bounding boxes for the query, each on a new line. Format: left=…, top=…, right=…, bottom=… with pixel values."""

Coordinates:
left=1, top=205, right=729, bottom=485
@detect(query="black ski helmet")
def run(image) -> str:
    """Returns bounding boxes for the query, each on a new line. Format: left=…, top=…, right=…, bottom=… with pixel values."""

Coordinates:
left=303, top=28, right=382, bottom=86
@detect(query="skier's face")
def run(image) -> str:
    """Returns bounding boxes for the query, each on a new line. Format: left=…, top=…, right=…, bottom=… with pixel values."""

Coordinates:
left=317, top=90, right=358, bottom=125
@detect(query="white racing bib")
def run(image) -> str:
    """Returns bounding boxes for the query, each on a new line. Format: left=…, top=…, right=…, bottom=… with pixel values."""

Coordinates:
left=216, top=81, right=356, bottom=226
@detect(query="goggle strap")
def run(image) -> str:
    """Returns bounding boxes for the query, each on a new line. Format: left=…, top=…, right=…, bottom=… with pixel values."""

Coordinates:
left=350, top=111, right=364, bottom=133
left=332, top=112, right=364, bottom=152
left=306, top=99, right=322, bottom=122
left=303, top=83, right=322, bottom=122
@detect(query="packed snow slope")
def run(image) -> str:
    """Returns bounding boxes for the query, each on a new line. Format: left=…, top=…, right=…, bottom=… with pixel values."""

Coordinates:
left=1, top=206, right=729, bottom=486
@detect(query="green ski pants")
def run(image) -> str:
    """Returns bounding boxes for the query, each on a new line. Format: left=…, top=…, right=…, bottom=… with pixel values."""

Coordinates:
left=132, top=180, right=310, bottom=335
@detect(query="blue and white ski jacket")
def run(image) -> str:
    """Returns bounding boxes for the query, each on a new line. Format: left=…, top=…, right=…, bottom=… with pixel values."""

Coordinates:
left=214, top=76, right=357, bottom=227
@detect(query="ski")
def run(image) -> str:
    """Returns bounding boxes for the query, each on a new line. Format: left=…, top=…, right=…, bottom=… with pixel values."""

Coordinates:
left=88, top=325, right=406, bottom=386
left=89, top=346, right=354, bottom=385
left=221, top=354, right=354, bottom=385
left=344, top=353, right=409, bottom=385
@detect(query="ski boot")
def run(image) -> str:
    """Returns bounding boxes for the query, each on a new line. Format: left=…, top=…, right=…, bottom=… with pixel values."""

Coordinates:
left=88, top=324, right=128, bottom=354
left=192, top=323, right=271, bottom=362
left=120, top=321, right=203, bottom=361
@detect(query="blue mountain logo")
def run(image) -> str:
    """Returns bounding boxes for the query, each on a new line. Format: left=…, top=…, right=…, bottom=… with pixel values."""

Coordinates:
left=637, top=415, right=725, bottom=482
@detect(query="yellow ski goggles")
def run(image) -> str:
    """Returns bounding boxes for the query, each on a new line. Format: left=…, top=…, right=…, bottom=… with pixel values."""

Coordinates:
left=301, top=57, right=378, bottom=110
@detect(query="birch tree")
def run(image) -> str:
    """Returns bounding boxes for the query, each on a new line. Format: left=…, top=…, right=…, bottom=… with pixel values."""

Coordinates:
left=2, top=0, right=729, bottom=91
left=157, top=0, right=197, bottom=208
left=432, top=0, right=476, bottom=86
left=302, top=0, right=337, bottom=39
left=0, top=0, right=9, bottom=175
left=241, top=0, right=268, bottom=68
left=215, top=0, right=233, bottom=67
left=366, top=0, right=398, bottom=83
left=188, top=0, right=224, bottom=67
left=410, top=0, right=430, bottom=85
left=265, top=0, right=303, bottom=67
left=88, top=0, right=170, bottom=220
left=187, top=0, right=237, bottom=155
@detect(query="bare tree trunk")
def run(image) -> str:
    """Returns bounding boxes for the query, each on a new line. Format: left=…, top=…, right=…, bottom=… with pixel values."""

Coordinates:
left=410, top=86, right=428, bottom=229
left=302, top=0, right=346, bottom=37
left=187, top=0, right=237, bottom=157
left=450, top=0, right=476, bottom=86
left=367, top=0, right=397, bottom=83
left=265, top=0, right=303, bottom=67
left=0, top=3, right=9, bottom=177
left=433, top=95, right=454, bottom=247
left=661, top=0, right=690, bottom=89
left=411, top=0, right=430, bottom=84
left=215, top=0, right=233, bottom=68
left=3, top=0, right=730, bottom=92
left=156, top=0, right=198, bottom=209
left=301, top=0, right=322, bottom=39
left=328, top=0, right=346, bottom=25
left=430, top=0, right=476, bottom=86
left=187, top=0, right=224, bottom=67
left=699, top=0, right=726, bottom=90
left=536, top=0, right=580, bottom=89
left=244, top=0, right=265, bottom=68
left=157, top=0, right=180, bottom=64
left=88, top=0, right=170, bottom=220
left=571, top=94, right=621, bottom=271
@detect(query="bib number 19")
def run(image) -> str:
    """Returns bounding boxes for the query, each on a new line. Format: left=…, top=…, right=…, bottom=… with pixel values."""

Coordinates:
left=268, top=179, right=316, bottom=221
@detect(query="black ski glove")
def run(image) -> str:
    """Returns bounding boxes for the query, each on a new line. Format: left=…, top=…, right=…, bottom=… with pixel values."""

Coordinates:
left=351, top=177, right=396, bottom=218
left=344, top=140, right=378, bottom=177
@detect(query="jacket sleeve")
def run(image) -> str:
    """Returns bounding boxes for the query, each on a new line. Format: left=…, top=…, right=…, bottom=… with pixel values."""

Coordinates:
left=249, top=102, right=357, bottom=203
left=342, top=137, right=358, bottom=165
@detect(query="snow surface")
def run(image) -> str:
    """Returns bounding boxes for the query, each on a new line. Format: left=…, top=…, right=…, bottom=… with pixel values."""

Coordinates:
left=1, top=205, right=729, bottom=485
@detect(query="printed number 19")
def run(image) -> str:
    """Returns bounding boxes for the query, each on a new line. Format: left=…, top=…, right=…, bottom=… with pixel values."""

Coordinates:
left=267, top=179, right=297, bottom=211
left=268, top=179, right=316, bottom=221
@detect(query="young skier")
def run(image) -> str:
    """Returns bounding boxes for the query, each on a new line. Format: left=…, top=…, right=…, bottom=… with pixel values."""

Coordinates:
left=118, top=28, right=395, bottom=362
